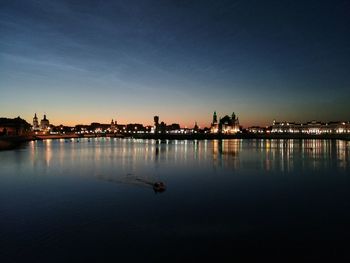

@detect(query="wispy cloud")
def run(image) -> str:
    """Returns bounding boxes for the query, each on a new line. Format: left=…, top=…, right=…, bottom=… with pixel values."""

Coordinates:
left=1, top=53, right=87, bottom=72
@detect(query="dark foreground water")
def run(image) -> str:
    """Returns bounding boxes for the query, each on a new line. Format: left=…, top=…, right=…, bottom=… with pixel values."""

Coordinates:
left=1, top=138, right=350, bottom=262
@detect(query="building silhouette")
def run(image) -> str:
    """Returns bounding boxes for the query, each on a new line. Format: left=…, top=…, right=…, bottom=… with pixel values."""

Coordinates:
left=272, top=120, right=350, bottom=134
left=32, top=113, right=50, bottom=132
left=33, top=113, right=39, bottom=131
left=0, top=117, right=31, bottom=136
left=211, top=111, right=218, bottom=133
left=153, top=116, right=159, bottom=133
left=210, top=111, right=240, bottom=134
left=40, top=114, right=50, bottom=131
left=110, top=119, right=116, bottom=133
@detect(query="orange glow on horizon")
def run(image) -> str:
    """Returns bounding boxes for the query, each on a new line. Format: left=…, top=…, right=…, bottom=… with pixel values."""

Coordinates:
left=20, top=113, right=271, bottom=129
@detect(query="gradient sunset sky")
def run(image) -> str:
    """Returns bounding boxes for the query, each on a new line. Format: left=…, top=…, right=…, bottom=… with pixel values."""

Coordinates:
left=1, top=0, right=349, bottom=127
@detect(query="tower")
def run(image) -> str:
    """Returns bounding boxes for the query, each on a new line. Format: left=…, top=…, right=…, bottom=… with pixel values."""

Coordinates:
left=212, top=111, right=217, bottom=124
left=154, top=116, right=159, bottom=133
left=194, top=121, right=199, bottom=132
left=231, top=112, right=239, bottom=133
left=40, top=114, right=50, bottom=131
left=232, top=112, right=236, bottom=122
left=33, top=113, right=39, bottom=131
left=210, top=111, right=219, bottom=133
left=111, top=119, right=116, bottom=132
left=154, top=116, right=159, bottom=126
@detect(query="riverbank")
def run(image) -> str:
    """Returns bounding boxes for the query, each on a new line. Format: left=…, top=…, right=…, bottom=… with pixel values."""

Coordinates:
left=0, top=136, right=31, bottom=150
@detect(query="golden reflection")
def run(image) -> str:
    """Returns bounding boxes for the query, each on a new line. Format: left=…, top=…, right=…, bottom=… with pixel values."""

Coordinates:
left=43, top=139, right=52, bottom=167
left=212, top=139, right=241, bottom=169
left=336, top=140, right=347, bottom=169
left=209, top=139, right=349, bottom=172
left=27, top=138, right=349, bottom=177
left=30, top=140, right=37, bottom=167
left=30, top=139, right=53, bottom=168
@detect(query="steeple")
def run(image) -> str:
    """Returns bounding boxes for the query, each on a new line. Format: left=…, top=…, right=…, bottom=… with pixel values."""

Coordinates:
left=111, top=119, right=116, bottom=132
left=33, top=113, right=39, bottom=131
left=213, top=111, right=217, bottom=124
left=40, top=114, right=50, bottom=131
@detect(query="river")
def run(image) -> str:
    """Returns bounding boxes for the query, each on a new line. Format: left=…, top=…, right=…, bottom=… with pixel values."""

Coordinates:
left=1, top=138, right=350, bottom=261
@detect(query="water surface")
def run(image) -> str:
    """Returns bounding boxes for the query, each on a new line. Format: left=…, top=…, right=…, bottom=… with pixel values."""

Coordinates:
left=1, top=139, right=350, bottom=261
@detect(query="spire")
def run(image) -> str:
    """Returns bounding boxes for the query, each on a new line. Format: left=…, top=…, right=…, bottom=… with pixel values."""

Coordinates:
left=213, top=111, right=217, bottom=124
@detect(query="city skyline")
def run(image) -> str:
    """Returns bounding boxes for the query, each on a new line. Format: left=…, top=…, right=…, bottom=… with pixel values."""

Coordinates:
left=1, top=1, right=350, bottom=127
left=3, top=107, right=350, bottom=129
left=7, top=111, right=350, bottom=131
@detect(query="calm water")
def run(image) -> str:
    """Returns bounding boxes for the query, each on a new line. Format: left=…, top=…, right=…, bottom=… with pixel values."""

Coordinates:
left=1, top=138, right=350, bottom=261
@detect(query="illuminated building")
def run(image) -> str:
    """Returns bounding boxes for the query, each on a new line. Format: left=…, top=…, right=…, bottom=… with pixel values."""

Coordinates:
left=210, top=111, right=240, bottom=134
left=110, top=119, right=116, bottom=133
left=248, top=126, right=267, bottom=134
left=193, top=122, right=199, bottom=133
left=32, top=113, right=39, bottom=131
left=271, top=120, right=350, bottom=134
left=153, top=116, right=159, bottom=133
left=210, top=111, right=219, bottom=133
left=40, top=114, right=50, bottom=131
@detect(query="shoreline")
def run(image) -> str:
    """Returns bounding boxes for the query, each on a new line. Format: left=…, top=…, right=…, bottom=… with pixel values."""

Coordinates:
left=0, top=136, right=31, bottom=150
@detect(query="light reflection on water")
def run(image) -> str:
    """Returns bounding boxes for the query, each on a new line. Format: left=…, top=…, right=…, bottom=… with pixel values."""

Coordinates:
left=1, top=138, right=347, bottom=187
left=22, top=138, right=350, bottom=175
left=1, top=138, right=350, bottom=261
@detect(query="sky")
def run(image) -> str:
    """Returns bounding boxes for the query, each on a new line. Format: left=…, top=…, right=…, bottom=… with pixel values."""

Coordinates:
left=0, top=0, right=349, bottom=127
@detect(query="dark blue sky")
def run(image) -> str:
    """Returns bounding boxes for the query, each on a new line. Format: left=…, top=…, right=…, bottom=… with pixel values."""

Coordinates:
left=1, top=0, right=349, bottom=126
